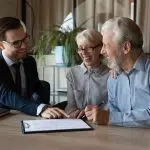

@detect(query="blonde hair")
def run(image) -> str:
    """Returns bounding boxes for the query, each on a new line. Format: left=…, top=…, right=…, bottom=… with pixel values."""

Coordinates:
left=76, top=29, right=102, bottom=46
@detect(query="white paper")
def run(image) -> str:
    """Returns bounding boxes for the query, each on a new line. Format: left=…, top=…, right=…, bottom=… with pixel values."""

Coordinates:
left=22, top=119, right=91, bottom=133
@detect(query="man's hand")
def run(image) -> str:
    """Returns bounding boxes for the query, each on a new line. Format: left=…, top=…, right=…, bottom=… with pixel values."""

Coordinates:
left=41, top=107, right=69, bottom=119
left=85, top=105, right=109, bottom=125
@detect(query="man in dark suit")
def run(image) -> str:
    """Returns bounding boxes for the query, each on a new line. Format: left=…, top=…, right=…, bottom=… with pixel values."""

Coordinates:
left=0, top=17, right=69, bottom=119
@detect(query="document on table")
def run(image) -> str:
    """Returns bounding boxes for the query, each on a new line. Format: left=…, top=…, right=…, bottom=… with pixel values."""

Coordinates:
left=21, top=119, right=93, bottom=134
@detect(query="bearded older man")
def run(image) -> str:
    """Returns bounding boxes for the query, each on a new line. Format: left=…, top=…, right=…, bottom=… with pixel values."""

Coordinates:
left=85, top=17, right=150, bottom=128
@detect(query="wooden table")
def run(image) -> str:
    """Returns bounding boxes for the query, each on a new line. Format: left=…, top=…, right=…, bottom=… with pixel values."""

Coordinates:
left=0, top=111, right=150, bottom=150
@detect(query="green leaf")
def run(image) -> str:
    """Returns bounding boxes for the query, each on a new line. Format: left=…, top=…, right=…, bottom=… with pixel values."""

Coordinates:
left=33, top=18, right=91, bottom=66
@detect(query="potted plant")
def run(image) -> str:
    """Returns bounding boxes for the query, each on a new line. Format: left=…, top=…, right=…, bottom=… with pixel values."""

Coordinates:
left=33, top=24, right=84, bottom=67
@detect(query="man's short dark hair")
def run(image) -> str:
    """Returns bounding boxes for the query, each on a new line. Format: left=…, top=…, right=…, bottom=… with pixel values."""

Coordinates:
left=0, top=17, right=22, bottom=41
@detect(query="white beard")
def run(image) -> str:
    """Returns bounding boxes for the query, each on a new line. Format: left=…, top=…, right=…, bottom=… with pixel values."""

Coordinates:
left=107, top=58, right=121, bottom=73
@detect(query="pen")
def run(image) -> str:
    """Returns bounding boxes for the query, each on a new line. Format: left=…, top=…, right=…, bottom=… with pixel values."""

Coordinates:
left=81, top=115, right=86, bottom=119
left=82, top=102, right=105, bottom=119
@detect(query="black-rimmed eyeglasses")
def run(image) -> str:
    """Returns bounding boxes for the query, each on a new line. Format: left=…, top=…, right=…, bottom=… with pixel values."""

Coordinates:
left=77, top=43, right=102, bottom=53
left=3, top=34, right=30, bottom=48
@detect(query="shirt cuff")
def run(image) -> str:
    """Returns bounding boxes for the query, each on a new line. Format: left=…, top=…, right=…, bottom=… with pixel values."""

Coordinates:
left=36, top=104, right=46, bottom=116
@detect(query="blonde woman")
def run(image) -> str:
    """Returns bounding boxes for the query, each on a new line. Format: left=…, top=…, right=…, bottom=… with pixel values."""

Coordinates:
left=65, top=29, right=109, bottom=119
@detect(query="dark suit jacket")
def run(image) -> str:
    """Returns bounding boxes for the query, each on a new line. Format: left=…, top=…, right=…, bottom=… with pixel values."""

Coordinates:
left=0, top=52, right=49, bottom=115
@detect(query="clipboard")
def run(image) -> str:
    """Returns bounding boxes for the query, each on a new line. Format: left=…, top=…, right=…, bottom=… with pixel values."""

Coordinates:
left=21, top=119, right=93, bottom=134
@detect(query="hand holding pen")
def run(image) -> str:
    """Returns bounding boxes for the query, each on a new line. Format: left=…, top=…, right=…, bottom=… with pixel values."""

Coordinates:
left=84, top=104, right=109, bottom=125
left=77, top=109, right=85, bottom=119
left=79, top=105, right=100, bottom=120
left=79, top=104, right=104, bottom=120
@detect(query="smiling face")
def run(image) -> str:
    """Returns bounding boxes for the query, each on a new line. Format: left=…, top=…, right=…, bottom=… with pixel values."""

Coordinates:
left=77, top=40, right=102, bottom=68
left=101, top=30, right=124, bottom=69
left=1, top=27, right=29, bottom=61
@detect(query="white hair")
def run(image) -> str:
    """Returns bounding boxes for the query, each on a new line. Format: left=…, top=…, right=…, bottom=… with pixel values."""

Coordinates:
left=101, top=17, right=143, bottom=50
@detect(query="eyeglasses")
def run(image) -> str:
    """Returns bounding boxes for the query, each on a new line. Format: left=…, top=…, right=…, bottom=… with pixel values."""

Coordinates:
left=3, top=34, right=30, bottom=48
left=77, top=43, right=102, bottom=53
